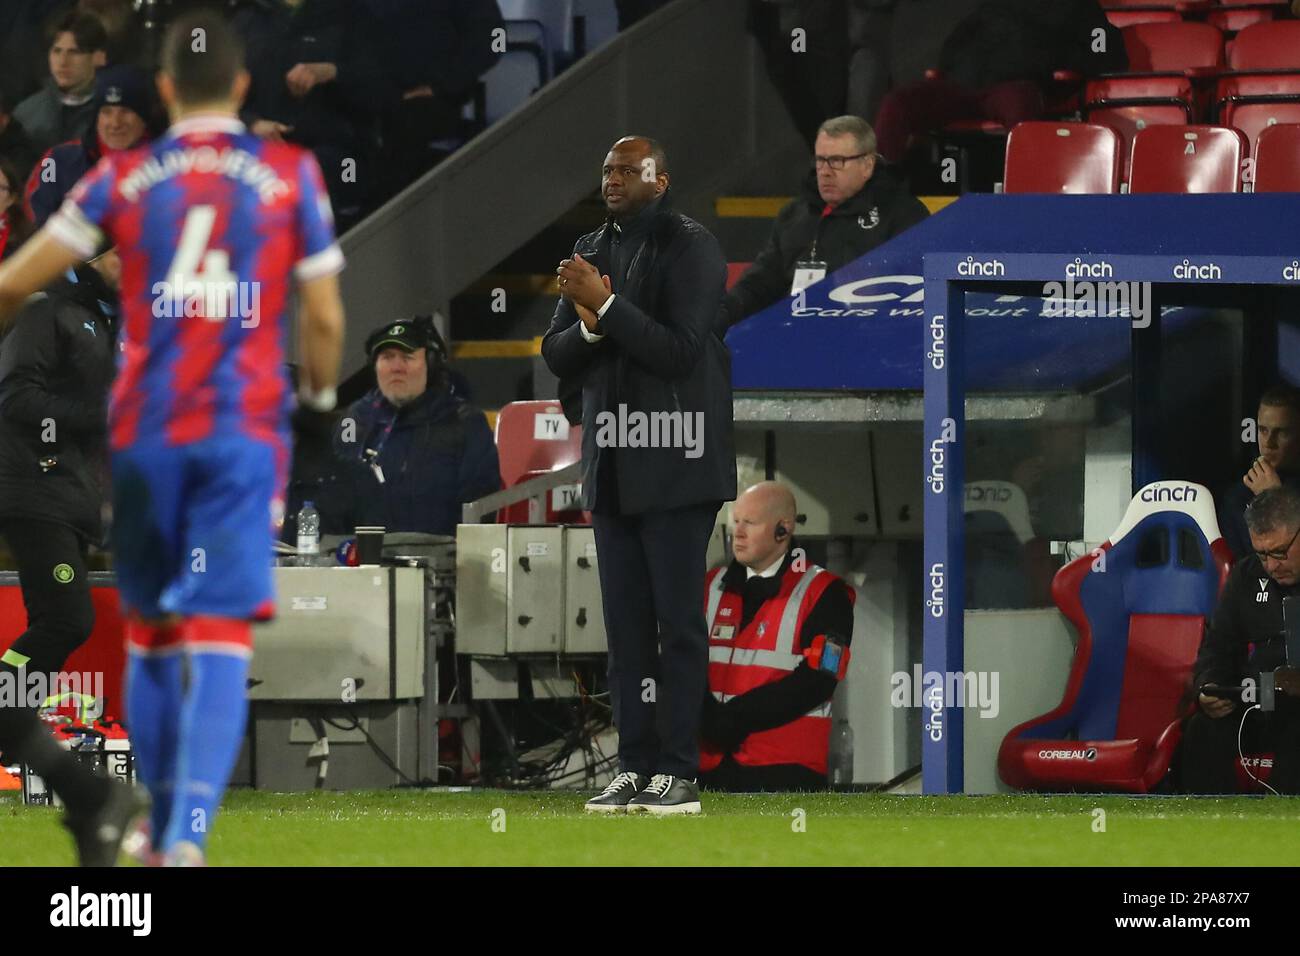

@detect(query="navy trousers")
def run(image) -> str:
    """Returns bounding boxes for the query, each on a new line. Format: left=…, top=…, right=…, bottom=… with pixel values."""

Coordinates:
left=593, top=502, right=719, bottom=779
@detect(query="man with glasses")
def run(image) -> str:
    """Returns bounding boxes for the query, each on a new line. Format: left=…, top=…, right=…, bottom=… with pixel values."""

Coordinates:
left=1180, top=487, right=1300, bottom=793
left=716, top=114, right=928, bottom=334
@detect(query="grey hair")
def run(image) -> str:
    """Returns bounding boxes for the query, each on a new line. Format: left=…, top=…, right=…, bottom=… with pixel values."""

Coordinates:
left=1245, top=486, right=1300, bottom=536
left=817, top=115, right=877, bottom=157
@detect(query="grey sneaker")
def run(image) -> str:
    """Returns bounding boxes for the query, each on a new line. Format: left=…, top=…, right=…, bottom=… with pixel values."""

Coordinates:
left=62, top=781, right=149, bottom=867
left=584, top=771, right=649, bottom=813
left=625, top=774, right=701, bottom=815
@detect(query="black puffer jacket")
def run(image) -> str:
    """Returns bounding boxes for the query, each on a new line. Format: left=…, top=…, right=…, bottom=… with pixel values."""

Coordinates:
left=542, top=192, right=737, bottom=515
left=0, top=266, right=117, bottom=543
left=720, top=165, right=928, bottom=331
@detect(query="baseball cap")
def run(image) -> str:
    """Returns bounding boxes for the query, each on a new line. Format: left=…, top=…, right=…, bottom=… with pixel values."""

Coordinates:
left=366, top=320, right=424, bottom=359
left=365, top=318, right=447, bottom=361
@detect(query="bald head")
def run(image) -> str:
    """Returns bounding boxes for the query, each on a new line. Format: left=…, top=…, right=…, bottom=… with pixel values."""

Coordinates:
left=731, top=481, right=798, bottom=571
left=601, top=135, right=669, bottom=219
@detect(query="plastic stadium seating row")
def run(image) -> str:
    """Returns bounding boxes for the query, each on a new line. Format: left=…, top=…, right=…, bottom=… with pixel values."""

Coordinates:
left=927, top=18, right=1300, bottom=193
left=1080, top=21, right=1300, bottom=175
left=1101, top=0, right=1289, bottom=33
left=1003, top=120, right=1300, bottom=193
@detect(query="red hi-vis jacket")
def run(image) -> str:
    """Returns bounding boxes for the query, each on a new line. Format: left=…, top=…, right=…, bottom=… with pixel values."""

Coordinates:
left=700, top=562, right=853, bottom=775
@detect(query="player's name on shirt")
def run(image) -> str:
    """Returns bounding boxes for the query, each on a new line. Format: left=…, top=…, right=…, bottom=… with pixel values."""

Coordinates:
left=120, top=144, right=291, bottom=205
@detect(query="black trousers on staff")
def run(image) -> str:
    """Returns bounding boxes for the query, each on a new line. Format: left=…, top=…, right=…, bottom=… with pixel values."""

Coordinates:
left=1179, top=700, right=1300, bottom=794
left=593, top=502, right=719, bottom=780
left=0, top=517, right=105, bottom=814
left=0, top=517, right=94, bottom=675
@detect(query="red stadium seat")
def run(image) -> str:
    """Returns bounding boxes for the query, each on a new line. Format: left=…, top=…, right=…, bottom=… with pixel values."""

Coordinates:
left=1214, top=73, right=1300, bottom=157
left=1128, top=124, right=1246, bottom=191
left=1228, top=20, right=1300, bottom=70
left=1253, top=122, right=1300, bottom=190
left=1206, top=6, right=1276, bottom=32
left=1003, top=122, right=1122, bottom=193
left=1221, top=99, right=1300, bottom=155
left=1085, top=74, right=1196, bottom=177
left=1122, top=21, right=1224, bottom=72
left=1107, top=8, right=1182, bottom=27
left=493, top=400, right=587, bottom=524
left=1215, top=70, right=1300, bottom=101
left=998, top=481, right=1233, bottom=793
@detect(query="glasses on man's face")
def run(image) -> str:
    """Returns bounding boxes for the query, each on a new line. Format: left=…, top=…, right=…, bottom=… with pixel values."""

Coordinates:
left=1254, top=524, right=1300, bottom=562
left=813, top=153, right=869, bottom=171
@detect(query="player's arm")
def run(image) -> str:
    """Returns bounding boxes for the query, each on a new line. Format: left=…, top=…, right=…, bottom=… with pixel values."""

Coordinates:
left=0, top=230, right=85, bottom=330
left=296, top=270, right=344, bottom=400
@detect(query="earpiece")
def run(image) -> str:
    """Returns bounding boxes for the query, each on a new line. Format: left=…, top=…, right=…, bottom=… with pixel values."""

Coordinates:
left=774, top=523, right=789, bottom=542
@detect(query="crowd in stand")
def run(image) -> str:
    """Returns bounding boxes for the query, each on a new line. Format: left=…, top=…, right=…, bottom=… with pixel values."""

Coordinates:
left=0, top=0, right=509, bottom=260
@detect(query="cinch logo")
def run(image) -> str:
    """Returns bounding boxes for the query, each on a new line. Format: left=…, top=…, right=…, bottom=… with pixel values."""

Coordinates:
left=1172, top=259, right=1221, bottom=280
left=925, top=680, right=944, bottom=742
left=1285, top=261, right=1300, bottom=281
left=957, top=256, right=1005, bottom=277
left=927, top=563, right=944, bottom=619
left=1064, top=257, right=1113, bottom=279
left=1139, top=485, right=1197, bottom=503
left=927, top=437, right=946, bottom=494
left=927, top=313, right=945, bottom=369
left=966, top=484, right=1012, bottom=503
left=1038, top=748, right=1097, bottom=760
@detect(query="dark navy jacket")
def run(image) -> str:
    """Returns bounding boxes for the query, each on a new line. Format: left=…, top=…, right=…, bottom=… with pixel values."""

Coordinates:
left=316, top=379, right=501, bottom=536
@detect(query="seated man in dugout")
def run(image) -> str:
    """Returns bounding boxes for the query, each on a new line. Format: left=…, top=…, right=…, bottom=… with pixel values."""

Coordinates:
left=1218, top=385, right=1300, bottom=562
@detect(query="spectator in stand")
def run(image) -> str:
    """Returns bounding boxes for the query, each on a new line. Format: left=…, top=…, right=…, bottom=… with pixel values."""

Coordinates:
left=13, top=11, right=108, bottom=157
left=354, top=0, right=504, bottom=202
left=25, top=65, right=159, bottom=229
left=231, top=0, right=385, bottom=231
left=0, top=92, right=42, bottom=186
left=873, top=0, right=1126, bottom=164
left=0, top=156, right=36, bottom=263
left=718, top=115, right=927, bottom=332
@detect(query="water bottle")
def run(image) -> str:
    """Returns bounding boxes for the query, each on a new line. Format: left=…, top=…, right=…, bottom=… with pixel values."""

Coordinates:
left=828, top=719, right=854, bottom=788
left=296, top=500, right=320, bottom=566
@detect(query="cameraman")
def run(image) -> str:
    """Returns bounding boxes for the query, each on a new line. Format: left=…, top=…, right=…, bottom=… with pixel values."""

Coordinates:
left=1181, top=486, right=1300, bottom=793
left=305, top=317, right=500, bottom=539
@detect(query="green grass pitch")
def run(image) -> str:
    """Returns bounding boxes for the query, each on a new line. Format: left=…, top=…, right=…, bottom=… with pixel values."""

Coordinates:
left=4, top=790, right=1300, bottom=866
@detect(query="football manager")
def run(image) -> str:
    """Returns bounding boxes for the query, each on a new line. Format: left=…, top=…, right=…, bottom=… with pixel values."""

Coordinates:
left=543, top=134, right=736, bottom=815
